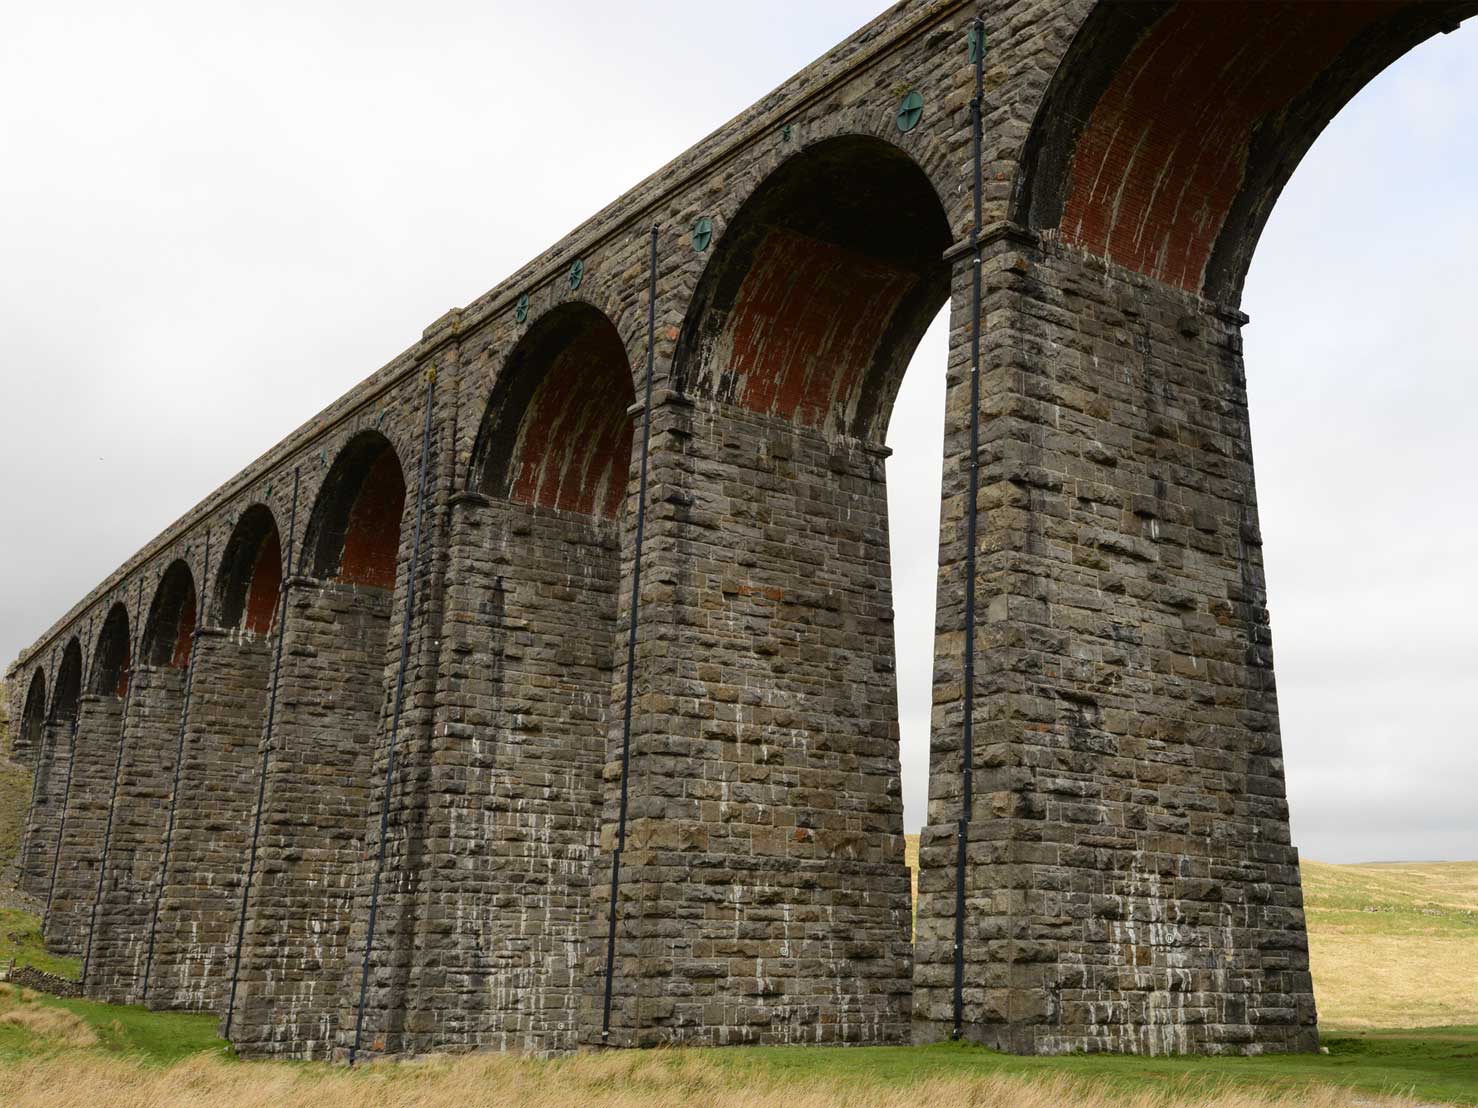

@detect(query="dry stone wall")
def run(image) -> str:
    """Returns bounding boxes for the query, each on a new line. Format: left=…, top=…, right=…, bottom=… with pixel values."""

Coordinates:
left=5, top=0, right=1391, bottom=1061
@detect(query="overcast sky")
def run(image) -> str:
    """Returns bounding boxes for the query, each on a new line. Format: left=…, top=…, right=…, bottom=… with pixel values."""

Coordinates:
left=1, top=3, right=1472, bottom=863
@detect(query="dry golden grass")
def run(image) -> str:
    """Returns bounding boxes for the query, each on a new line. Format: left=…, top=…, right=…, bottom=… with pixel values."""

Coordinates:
left=1301, top=859, right=1478, bottom=1029
left=0, top=983, right=98, bottom=1048
left=0, top=1048, right=1434, bottom=1108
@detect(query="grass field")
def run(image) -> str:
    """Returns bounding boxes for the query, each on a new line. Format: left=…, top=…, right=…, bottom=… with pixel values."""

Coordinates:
left=1302, top=859, right=1478, bottom=1030
left=0, top=748, right=1470, bottom=1103
left=0, top=976, right=1471, bottom=1108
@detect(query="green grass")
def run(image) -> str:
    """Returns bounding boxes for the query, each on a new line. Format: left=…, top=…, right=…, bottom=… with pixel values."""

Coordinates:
left=0, top=908, right=78, bottom=979
left=717, top=1029, right=1478, bottom=1106
left=2, top=988, right=1474, bottom=1106
left=0, top=759, right=31, bottom=871
left=0, top=989, right=225, bottom=1066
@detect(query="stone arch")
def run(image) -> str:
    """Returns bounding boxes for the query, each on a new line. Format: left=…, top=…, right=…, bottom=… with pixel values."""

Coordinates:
left=20, top=641, right=80, bottom=896
left=674, top=132, right=953, bottom=441
left=91, top=603, right=132, bottom=699
left=469, top=301, right=637, bottom=518
left=1012, top=0, right=1475, bottom=305
left=144, top=507, right=284, bottom=1012
left=230, top=430, right=412, bottom=1059
left=404, top=300, right=635, bottom=1056
left=304, top=431, right=408, bottom=588
left=17, top=667, right=45, bottom=763
left=49, top=639, right=82, bottom=724
left=88, top=560, right=201, bottom=1002
left=142, top=562, right=198, bottom=670
left=592, top=132, right=957, bottom=1049
left=216, top=505, right=283, bottom=634
left=45, top=603, right=134, bottom=955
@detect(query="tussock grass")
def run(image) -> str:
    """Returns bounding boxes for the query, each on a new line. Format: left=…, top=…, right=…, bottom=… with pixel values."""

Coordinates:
left=0, top=1048, right=1436, bottom=1108
left=0, top=982, right=97, bottom=1048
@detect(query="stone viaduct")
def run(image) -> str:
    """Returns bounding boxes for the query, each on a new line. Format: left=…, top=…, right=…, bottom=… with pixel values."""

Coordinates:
left=7, top=0, right=1469, bottom=1062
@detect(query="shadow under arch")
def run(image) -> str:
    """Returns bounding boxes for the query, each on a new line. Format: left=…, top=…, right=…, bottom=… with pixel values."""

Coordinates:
left=1012, top=0, right=1476, bottom=304
left=674, top=132, right=953, bottom=441
left=141, top=561, right=197, bottom=670
left=91, top=602, right=132, bottom=700
left=216, top=505, right=283, bottom=635
left=304, top=431, right=407, bottom=588
left=49, top=639, right=82, bottom=725
left=469, top=300, right=636, bottom=518
left=17, top=667, right=46, bottom=763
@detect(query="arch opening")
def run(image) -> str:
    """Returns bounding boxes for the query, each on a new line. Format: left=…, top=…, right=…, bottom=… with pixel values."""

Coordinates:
left=92, top=604, right=132, bottom=699
left=1015, top=0, right=1475, bottom=303
left=18, top=668, right=46, bottom=761
left=676, top=134, right=953, bottom=440
left=306, top=432, right=407, bottom=588
left=142, top=562, right=198, bottom=669
left=217, top=505, right=283, bottom=634
left=50, top=640, right=82, bottom=724
left=470, top=301, right=636, bottom=519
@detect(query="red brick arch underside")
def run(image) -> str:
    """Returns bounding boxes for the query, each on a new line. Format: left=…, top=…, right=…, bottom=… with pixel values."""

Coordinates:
left=217, top=505, right=283, bottom=634
left=472, top=303, right=635, bottom=521
left=1016, top=0, right=1476, bottom=304
left=675, top=134, right=952, bottom=442
left=142, top=561, right=198, bottom=669
left=92, top=603, right=132, bottom=699
left=307, top=432, right=407, bottom=589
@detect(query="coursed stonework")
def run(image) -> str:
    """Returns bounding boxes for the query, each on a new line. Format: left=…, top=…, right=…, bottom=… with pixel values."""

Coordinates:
left=8, top=0, right=1462, bottom=1061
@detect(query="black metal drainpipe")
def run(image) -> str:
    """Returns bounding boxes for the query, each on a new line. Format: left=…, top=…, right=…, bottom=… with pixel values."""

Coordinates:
left=349, top=367, right=438, bottom=1066
left=602, top=224, right=659, bottom=1042
left=43, top=612, right=92, bottom=930
left=224, top=467, right=300, bottom=1042
left=140, top=528, right=211, bottom=1001
left=953, top=15, right=986, bottom=1042
left=82, top=578, right=145, bottom=988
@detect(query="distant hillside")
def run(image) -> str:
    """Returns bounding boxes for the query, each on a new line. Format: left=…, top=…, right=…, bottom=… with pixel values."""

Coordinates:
left=904, top=836, right=1477, bottom=1031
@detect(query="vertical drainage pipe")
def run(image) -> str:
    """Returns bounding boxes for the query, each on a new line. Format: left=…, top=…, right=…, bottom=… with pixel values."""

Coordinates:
left=953, top=15, right=986, bottom=1042
left=224, top=467, right=300, bottom=1042
left=602, top=225, right=659, bottom=1042
left=348, top=367, right=438, bottom=1065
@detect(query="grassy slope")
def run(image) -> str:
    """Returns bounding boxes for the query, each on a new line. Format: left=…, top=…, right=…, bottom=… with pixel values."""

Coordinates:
left=1302, top=859, right=1478, bottom=1029
left=0, top=755, right=79, bottom=978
